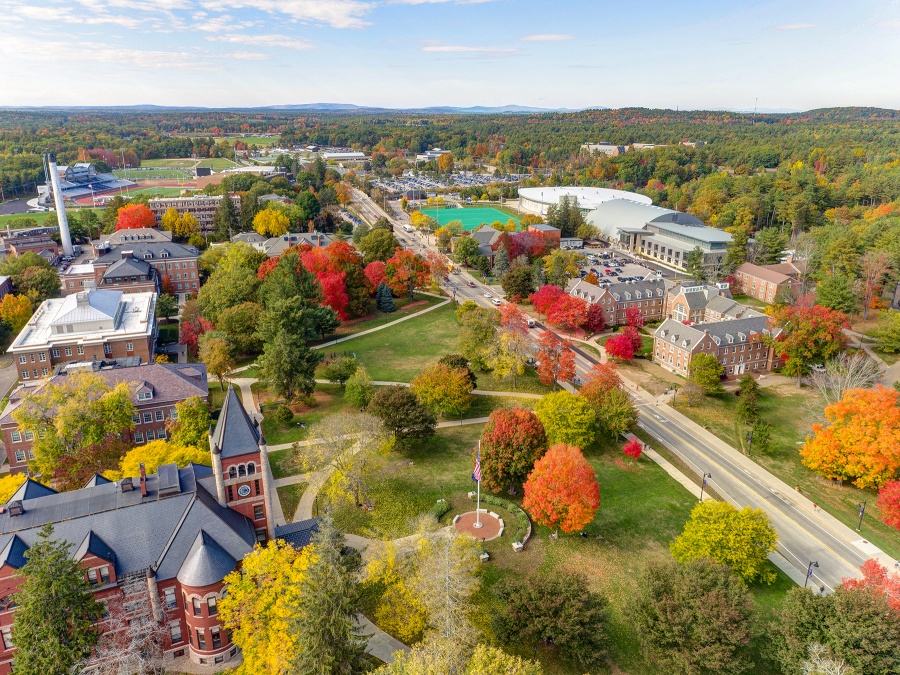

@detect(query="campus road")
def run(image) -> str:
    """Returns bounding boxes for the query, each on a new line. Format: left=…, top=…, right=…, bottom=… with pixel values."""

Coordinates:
left=350, top=188, right=885, bottom=589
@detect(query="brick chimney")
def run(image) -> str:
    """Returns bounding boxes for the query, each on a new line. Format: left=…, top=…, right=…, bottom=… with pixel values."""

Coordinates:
left=139, top=462, right=147, bottom=497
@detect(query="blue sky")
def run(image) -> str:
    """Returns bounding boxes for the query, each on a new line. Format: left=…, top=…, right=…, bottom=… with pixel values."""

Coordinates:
left=0, top=0, right=897, bottom=109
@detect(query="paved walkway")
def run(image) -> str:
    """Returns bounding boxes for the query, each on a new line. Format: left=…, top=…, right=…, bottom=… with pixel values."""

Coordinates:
left=358, top=615, right=410, bottom=663
left=314, top=296, right=451, bottom=349
left=845, top=327, right=899, bottom=386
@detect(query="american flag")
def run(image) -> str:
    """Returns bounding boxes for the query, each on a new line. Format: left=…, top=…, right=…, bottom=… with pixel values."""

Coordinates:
left=472, top=448, right=482, bottom=483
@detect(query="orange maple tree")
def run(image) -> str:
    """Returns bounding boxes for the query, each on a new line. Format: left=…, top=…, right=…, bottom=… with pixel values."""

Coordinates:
left=115, top=203, right=155, bottom=230
left=876, top=480, right=900, bottom=531
left=499, top=302, right=528, bottom=335
left=580, top=362, right=622, bottom=404
left=800, top=385, right=900, bottom=489
left=479, top=407, right=547, bottom=493
left=523, top=443, right=600, bottom=533
left=535, top=330, right=575, bottom=389
left=842, top=559, right=900, bottom=612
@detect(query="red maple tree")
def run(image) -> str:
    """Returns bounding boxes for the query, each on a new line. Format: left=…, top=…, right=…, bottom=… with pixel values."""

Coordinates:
left=605, top=334, right=635, bottom=361
left=480, top=408, right=548, bottom=493
left=581, top=303, right=605, bottom=334
left=842, top=559, right=900, bottom=612
left=625, top=305, right=645, bottom=328
left=364, top=260, right=387, bottom=293
left=499, top=302, right=529, bottom=335
left=257, top=256, right=280, bottom=279
left=546, top=295, right=588, bottom=332
left=115, top=203, right=155, bottom=230
left=385, top=249, right=431, bottom=300
left=179, top=315, right=213, bottom=356
left=622, top=325, right=644, bottom=351
left=536, top=330, right=576, bottom=388
left=530, top=285, right=565, bottom=314
left=580, top=362, right=622, bottom=400
left=523, top=443, right=601, bottom=533
left=300, top=246, right=350, bottom=320
left=623, top=438, right=643, bottom=459
left=876, top=481, right=900, bottom=531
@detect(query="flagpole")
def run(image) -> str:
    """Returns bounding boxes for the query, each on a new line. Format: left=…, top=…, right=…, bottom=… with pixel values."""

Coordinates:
left=474, top=441, right=483, bottom=529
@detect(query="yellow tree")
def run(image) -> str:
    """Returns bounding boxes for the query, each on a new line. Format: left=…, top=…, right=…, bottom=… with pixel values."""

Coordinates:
left=363, top=542, right=428, bottom=642
left=0, top=473, right=26, bottom=503
left=485, top=330, right=531, bottom=389
left=220, top=540, right=313, bottom=675
left=0, top=294, right=33, bottom=332
left=175, top=212, right=200, bottom=240
left=334, top=182, right=353, bottom=206
left=105, top=440, right=209, bottom=481
left=160, top=207, right=180, bottom=232
left=438, top=153, right=454, bottom=173
left=253, top=209, right=290, bottom=237
left=410, top=363, right=474, bottom=419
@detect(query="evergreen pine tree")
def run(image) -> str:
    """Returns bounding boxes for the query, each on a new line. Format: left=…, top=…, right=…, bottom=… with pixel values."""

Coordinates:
left=493, top=244, right=510, bottom=278
left=737, top=374, right=760, bottom=424
left=290, top=515, right=366, bottom=675
left=532, top=263, right=546, bottom=288
left=13, top=524, right=104, bottom=674
left=213, top=194, right=238, bottom=240
left=816, top=274, right=858, bottom=314
left=723, top=225, right=750, bottom=274
left=377, top=283, right=395, bottom=313
left=239, top=193, right=259, bottom=231
left=686, top=246, right=708, bottom=283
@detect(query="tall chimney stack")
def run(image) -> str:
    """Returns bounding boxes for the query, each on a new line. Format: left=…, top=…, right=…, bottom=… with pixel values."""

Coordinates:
left=45, top=153, right=75, bottom=258
left=139, top=462, right=147, bottom=497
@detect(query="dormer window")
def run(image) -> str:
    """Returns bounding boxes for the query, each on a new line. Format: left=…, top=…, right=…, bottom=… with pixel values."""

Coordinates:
left=137, top=391, right=153, bottom=401
left=726, top=335, right=734, bottom=344
left=161, top=252, right=170, bottom=258
left=143, top=253, right=153, bottom=259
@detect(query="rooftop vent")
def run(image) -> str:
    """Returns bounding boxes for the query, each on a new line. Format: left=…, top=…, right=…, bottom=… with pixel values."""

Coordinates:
left=121, top=477, right=134, bottom=493
left=7, top=501, right=24, bottom=517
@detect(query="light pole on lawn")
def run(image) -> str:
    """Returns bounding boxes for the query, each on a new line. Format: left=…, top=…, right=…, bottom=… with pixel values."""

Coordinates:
left=805, top=560, right=819, bottom=589
left=699, top=472, right=712, bottom=503
left=857, top=501, right=867, bottom=532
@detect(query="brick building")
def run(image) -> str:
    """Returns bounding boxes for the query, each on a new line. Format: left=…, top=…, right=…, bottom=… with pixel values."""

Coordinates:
left=0, top=361, right=209, bottom=473
left=567, top=277, right=671, bottom=326
left=8, top=288, right=157, bottom=381
left=733, top=262, right=800, bottom=304
left=0, top=387, right=313, bottom=672
left=2, top=232, right=60, bottom=263
left=147, top=195, right=241, bottom=233
left=92, top=228, right=172, bottom=257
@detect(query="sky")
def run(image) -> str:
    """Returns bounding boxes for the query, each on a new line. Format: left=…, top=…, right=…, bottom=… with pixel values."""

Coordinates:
left=0, top=0, right=898, bottom=110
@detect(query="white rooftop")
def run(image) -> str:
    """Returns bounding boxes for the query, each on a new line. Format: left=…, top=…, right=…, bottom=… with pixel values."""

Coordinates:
left=518, top=186, right=652, bottom=210
left=64, top=264, right=94, bottom=275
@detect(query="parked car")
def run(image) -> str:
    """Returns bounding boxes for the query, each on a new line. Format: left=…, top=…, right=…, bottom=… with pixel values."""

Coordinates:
left=467, top=281, right=476, bottom=287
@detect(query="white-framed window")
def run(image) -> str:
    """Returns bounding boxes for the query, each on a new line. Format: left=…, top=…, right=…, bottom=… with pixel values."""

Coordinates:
left=1, top=626, right=13, bottom=650
left=132, top=414, right=140, bottom=424
left=20, top=370, right=28, bottom=379
left=65, top=347, right=72, bottom=356
left=155, top=410, right=164, bottom=421
left=38, top=352, right=46, bottom=362
left=104, top=344, right=112, bottom=355
left=10, top=431, right=21, bottom=443
left=14, top=450, right=25, bottom=463
left=170, top=408, right=178, bottom=420
left=77, top=346, right=84, bottom=355
left=135, top=432, right=144, bottom=443
left=137, top=391, right=152, bottom=401
left=146, top=430, right=155, bottom=441
left=143, top=412, right=152, bottom=424
left=158, top=428, right=167, bottom=439
left=169, top=623, right=183, bottom=644
left=164, top=588, right=177, bottom=610
left=52, top=348, right=59, bottom=357
left=125, top=342, right=133, bottom=351
left=23, top=431, right=33, bottom=441
left=41, top=368, right=48, bottom=376
left=29, top=354, right=34, bottom=363
left=17, top=355, right=25, bottom=364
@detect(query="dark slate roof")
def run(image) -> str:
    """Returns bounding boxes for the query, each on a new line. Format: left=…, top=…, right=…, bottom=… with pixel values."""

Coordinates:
left=176, top=530, right=238, bottom=587
left=655, top=315, right=777, bottom=349
left=528, top=223, right=561, bottom=232
left=101, top=256, right=152, bottom=279
left=74, top=531, right=117, bottom=567
left=0, top=535, right=29, bottom=569
left=94, top=241, right=198, bottom=263
left=275, top=518, right=319, bottom=549
left=211, top=387, right=261, bottom=459
left=7, top=479, right=57, bottom=504
left=471, top=226, right=501, bottom=246
left=83, top=474, right=112, bottom=489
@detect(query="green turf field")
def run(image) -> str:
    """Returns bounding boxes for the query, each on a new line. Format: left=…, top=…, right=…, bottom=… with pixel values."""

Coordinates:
left=420, top=206, right=519, bottom=231
left=115, top=169, right=192, bottom=180
left=197, top=158, right=238, bottom=170
left=124, top=187, right=189, bottom=197
left=215, top=136, right=278, bottom=147
left=140, top=159, right=196, bottom=168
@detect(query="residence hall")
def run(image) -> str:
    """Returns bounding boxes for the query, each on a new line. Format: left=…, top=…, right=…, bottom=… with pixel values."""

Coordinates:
left=0, top=387, right=317, bottom=672
left=0, top=360, right=209, bottom=473
left=8, top=288, right=157, bottom=380
left=733, top=262, right=801, bottom=304
left=567, top=277, right=672, bottom=326
left=147, top=195, right=241, bottom=233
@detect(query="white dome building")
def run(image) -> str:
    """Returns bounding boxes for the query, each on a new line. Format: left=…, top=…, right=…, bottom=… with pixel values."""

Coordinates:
left=517, top=186, right=651, bottom=216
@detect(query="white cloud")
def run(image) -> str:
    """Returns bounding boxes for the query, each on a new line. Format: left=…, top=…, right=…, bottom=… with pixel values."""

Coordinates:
left=519, top=33, right=575, bottom=42
left=230, top=50, right=269, bottom=60
left=774, top=23, right=819, bottom=31
left=421, top=44, right=518, bottom=55
left=206, top=33, right=314, bottom=49
left=197, top=0, right=373, bottom=28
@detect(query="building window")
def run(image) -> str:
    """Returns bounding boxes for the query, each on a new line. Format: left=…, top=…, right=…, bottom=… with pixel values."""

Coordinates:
left=247, top=462, right=256, bottom=475
left=164, top=588, right=177, bottom=610
left=170, top=624, right=183, bottom=644
left=254, top=505, right=264, bottom=521
left=41, top=368, right=48, bottom=376
left=137, top=392, right=152, bottom=401
left=1, top=627, right=13, bottom=650
left=208, top=597, right=217, bottom=616
left=88, top=568, right=99, bottom=585
left=227, top=486, right=233, bottom=501
left=255, top=528, right=266, bottom=542
left=170, top=408, right=178, bottom=420
left=104, top=344, right=112, bottom=355
left=211, top=627, right=221, bottom=649
left=228, top=466, right=236, bottom=479
left=10, top=431, right=21, bottom=443
left=155, top=410, right=164, bottom=422
left=23, top=431, right=33, bottom=441
left=65, top=347, right=72, bottom=356
left=14, top=450, right=24, bottom=463
left=158, top=428, right=166, bottom=439
left=125, top=342, right=133, bottom=352
left=77, top=346, right=84, bottom=355
left=29, top=353, right=34, bottom=363
left=143, top=412, right=152, bottom=424
left=21, top=370, right=28, bottom=379
left=135, top=432, right=144, bottom=443
left=196, top=630, right=206, bottom=650
left=18, top=355, right=26, bottom=364
left=132, top=414, right=141, bottom=424
left=255, top=479, right=261, bottom=496
left=38, top=352, right=46, bottom=362
left=146, top=430, right=155, bottom=441
left=32, top=369, right=37, bottom=378
left=192, top=597, right=202, bottom=617
left=99, top=565, right=110, bottom=583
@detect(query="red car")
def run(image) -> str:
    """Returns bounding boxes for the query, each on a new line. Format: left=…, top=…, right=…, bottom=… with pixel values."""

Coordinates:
left=467, top=281, right=477, bottom=288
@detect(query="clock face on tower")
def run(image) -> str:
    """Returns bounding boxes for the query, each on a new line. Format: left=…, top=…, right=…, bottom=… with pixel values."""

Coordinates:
left=237, top=484, right=251, bottom=498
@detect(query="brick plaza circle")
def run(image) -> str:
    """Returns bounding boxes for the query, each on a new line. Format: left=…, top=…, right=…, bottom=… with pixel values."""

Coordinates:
left=454, top=510, right=503, bottom=541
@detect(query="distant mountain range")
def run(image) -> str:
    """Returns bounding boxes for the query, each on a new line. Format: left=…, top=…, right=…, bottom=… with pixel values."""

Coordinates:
left=0, top=103, right=597, bottom=114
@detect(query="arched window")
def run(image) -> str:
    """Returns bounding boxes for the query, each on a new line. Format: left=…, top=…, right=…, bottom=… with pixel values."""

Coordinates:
left=228, top=466, right=236, bottom=479
left=238, top=465, right=246, bottom=477
left=247, top=463, right=256, bottom=475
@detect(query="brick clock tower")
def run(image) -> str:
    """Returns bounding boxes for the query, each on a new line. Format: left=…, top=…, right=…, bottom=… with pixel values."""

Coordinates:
left=209, top=387, right=275, bottom=541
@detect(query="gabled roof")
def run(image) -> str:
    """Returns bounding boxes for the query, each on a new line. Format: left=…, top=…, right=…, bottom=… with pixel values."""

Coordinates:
left=102, top=256, right=151, bottom=279
left=275, top=518, right=319, bottom=549
left=736, top=262, right=795, bottom=285
left=74, top=531, right=117, bottom=567
left=7, top=479, right=57, bottom=504
left=211, top=386, right=261, bottom=459
left=0, top=535, right=29, bottom=569
left=50, top=289, right=123, bottom=326
left=176, top=530, right=237, bottom=587
left=83, top=474, right=112, bottom=489
left=94, top=242, right=197, bottom=264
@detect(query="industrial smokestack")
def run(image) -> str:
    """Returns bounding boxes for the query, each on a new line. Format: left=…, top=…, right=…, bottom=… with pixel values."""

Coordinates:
left=45, top=153, right=75, bottom=258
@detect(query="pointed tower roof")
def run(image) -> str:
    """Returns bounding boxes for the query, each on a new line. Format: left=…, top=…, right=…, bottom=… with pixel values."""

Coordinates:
left=82, top=474, right=112, bottom=489
left=7, top=478, right=57, bottom=504
left=210, top=386, right=260, bottom=459
left=176, top=530, right=237, bottom=587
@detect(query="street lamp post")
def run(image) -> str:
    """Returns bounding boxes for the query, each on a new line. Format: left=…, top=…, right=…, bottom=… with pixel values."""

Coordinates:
left=746, top=430, right=753, bottom=456
left=699, top=473, right=712, bottom=503
left=857, top=501, right=867, bottom=532
left=805, top=560, right=819, bottom=588
left=671, top=384, right=679, bottom=407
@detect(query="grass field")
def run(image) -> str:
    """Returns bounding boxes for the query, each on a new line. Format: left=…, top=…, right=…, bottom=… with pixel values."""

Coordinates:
left=140, top=159, right=197, bottom=168
left=115, top=169, right=191, bottom=180
left=259, top=382, right=358, bottom=446
left=276, top=484, right=305, bottom=521
left=676, top=384, right=900, bottom=559
left=314, top=293, right=445, bottom=343
left=124, top=187, right=190, bottom=197
left=0, top=212, right=56, bottom=227
left=420, top=206, right=519, bottom=231
left=198, top=158, right=238, bottom=170
left=215, top=137, right=279, bottom=147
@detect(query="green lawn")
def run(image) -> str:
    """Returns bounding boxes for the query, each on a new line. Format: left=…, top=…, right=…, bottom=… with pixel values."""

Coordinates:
left=140, top=159, right=197, bottom=168
left=215, top=137, right=278, bottom=147
left=732, top=293, right=769, bottom=309
left=276, top=484, right=305, bottom=521
left=198, top=158, right=238, bottom=170
left=314, top=293, right=445, bottom=344
left=125, top=187, right=189, bottom=197
left=157, top=322, right=179, bottom=344
left=260, top=382, right=359, bottom=446
left=420, top=206, right=518, bottom=231
left=115, top=169, right=191, bottom=180
left=676, top=384, right=900, bottom=560
left=871, top=347, right=900, bottom=366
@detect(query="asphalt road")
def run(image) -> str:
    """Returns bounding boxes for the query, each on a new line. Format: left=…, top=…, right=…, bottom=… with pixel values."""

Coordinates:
left=350, top=188, right=884, bottom=588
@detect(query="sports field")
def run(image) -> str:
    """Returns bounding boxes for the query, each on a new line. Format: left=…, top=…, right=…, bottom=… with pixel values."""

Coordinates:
left=124, top=187, right=188, bottom=197
left=420, top=206, right=518, bottom=231
left=114, top=169, right=192, bottom=180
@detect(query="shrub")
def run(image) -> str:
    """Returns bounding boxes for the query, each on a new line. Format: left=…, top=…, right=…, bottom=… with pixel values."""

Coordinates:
left=271, top=403, right=294, bottom=426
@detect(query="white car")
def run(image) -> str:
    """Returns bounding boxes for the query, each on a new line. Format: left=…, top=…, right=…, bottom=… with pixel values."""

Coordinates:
left=491, top=298, right=502, bottom=306
left=483, top=292, right=493, bottom=298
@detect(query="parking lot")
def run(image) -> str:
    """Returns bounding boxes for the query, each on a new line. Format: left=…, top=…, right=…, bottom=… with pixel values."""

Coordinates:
left=372, top=172, right=522, bottom=194
left=578, top=248, right=662, bottom=285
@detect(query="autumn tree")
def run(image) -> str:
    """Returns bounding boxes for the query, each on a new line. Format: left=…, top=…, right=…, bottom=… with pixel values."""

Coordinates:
left=625, top=305, right=645, bottom=328
left=166, top=396, right=211, bottom=449
left=0, top=293, right=32, bottom=332
left=623, top=438, right=643, bottom=459
left=385, top=248, right=431, bottom=300
left=438, top=354, right=478, bottom=390
left=107, top=440, right=209, bottom=481
left=53, top=436, right=131, bottom=491
left=485, top=329, right=532, bottom=389
left=220, top=539, right=314, bottom=675
left=534, top=390, right=597, bottom=448
left=437, top=152, right=455, bottom=173
left=456, top=300, right=499, bottom=371
left=604, top=333, right=635, bottom=361
left=628, top=558, right=755, bottom=675
left=859, top=250, right=892, bottom=319
left=12, top=371, right=136, bottom=477
left=523, top=442, right=600, bottom=533
left=535, top=330, right=575, bottom=389
left=871, top=309, right=900, bottom=353
left=364, top=260, right=387, bottom=291
left=581, top=302, right=605, bottom=334
left=498, top=302, right=528, bottom=334
left=369, top=385, right=436, bottom=443
left=410, top=363, right=474, bottom=419
left=530, top=284, right=565, bottom=314
left=579, top=363, right=636, bottom=438
left=115, top=203, right=155, bottom=230
left=670, top=500, right=779, bottom=584
left=362, top=543, right=428, bottom=644
left=217, top=301, right=264, bottom=354
left=0, top=473, right=26, bottom=503
left=877, top=480, right=900, bottom=531
left=253, top=208, right=290, bottom=237
left=13, top=524, right=104, bottom=674
left=689, top=352, right=725, bottom=394
left=768, top=305, right=848, bottom=384
left=321, top=356, right=358, bottom=388
left=544, top=294, right=587, bottom=332
left=198, top=332, right=235, bottom=391
left=479, top=408, right=547, bottom=493
left=800, top=385, right=900, bottom=488
left=493, top=572, right=608, bottom=669
left=465, top=645, right=543, bottom=675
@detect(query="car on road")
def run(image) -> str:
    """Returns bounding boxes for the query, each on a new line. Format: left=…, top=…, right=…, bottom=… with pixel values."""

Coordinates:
left=483, top=292, right=493, bottom=298
left=467, top=281, right=476, bottom=288
left=491, top=298, right=502, bottom=306
left=527, top=318, right=536, bottom=328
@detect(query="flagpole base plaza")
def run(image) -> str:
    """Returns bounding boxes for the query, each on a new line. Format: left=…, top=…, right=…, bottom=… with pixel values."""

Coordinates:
left=454, top=510, right=503, bottom=541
